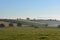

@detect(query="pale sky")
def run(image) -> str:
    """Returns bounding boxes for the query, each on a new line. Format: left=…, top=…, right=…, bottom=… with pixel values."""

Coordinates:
left=0, top=0, right=60, bottom=20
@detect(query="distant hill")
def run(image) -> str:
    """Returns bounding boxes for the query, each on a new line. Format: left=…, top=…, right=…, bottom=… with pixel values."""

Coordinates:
left=0, top=19, right=60, bottom=27
left=31, top=20, right=60, bottom=27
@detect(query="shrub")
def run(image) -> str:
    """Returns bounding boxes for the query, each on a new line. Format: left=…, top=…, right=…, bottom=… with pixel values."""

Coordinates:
left=17, top=22, right=22, bottom=27
left=30, top=24, right=38, bottom=28
left=58, top=25, right=60, bottom=28
left=9, top=23, right=14, bottom=27
left=0, top=24, right=5, bottom=27
left=34, top=26, right=39, bottom=28
left=30, top=25, right=34, bottom=27
left=45, top=24, right=48, bottom=27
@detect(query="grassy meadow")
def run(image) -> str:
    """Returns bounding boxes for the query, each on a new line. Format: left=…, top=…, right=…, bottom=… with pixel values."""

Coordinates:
left=0, top=27, right=60, bottom=40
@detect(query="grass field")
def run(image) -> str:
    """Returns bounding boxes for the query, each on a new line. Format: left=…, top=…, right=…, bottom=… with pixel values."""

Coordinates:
left=0, top=27, right=60, bottom=40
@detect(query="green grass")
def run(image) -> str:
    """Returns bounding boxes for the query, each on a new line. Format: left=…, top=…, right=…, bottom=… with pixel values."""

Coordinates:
left=0, top=27, right=60, bottom=40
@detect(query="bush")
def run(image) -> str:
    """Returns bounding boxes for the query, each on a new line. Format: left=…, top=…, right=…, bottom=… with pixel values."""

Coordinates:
left=0, top=24, right=5, bottom=28
left=9, top=23, right=14, bottom=27
left=30, top=24, right=38, bottom=28
left=17, top=22, right=22, bottom=27
left=34, top=26, right=39, bottom=28
left=45, top=24, right=48, bottom=27
left=58, top=25, right=60, bottom=28
left=30, top=25, right=34, bottom=27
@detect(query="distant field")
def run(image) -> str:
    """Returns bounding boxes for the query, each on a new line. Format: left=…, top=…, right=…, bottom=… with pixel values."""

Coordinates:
left=0, top=21, right=17, bottom=27
left=0, top=27, right=60, bottom=40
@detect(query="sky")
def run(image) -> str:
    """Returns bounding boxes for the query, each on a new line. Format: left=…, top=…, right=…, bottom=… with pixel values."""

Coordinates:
left=0, top=0, right=60, bottom=20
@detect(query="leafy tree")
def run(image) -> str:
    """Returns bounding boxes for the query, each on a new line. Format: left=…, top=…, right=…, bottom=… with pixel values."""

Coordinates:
left=26, top=18, right=30, bottom=20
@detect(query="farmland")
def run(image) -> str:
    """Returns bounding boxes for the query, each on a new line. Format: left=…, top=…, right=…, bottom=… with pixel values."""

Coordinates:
left=0, top=27, right=60, bottom=40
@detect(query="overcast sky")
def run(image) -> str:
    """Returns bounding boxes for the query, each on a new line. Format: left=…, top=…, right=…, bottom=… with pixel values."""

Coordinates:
left=0, top=0, right=60, bottom=20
